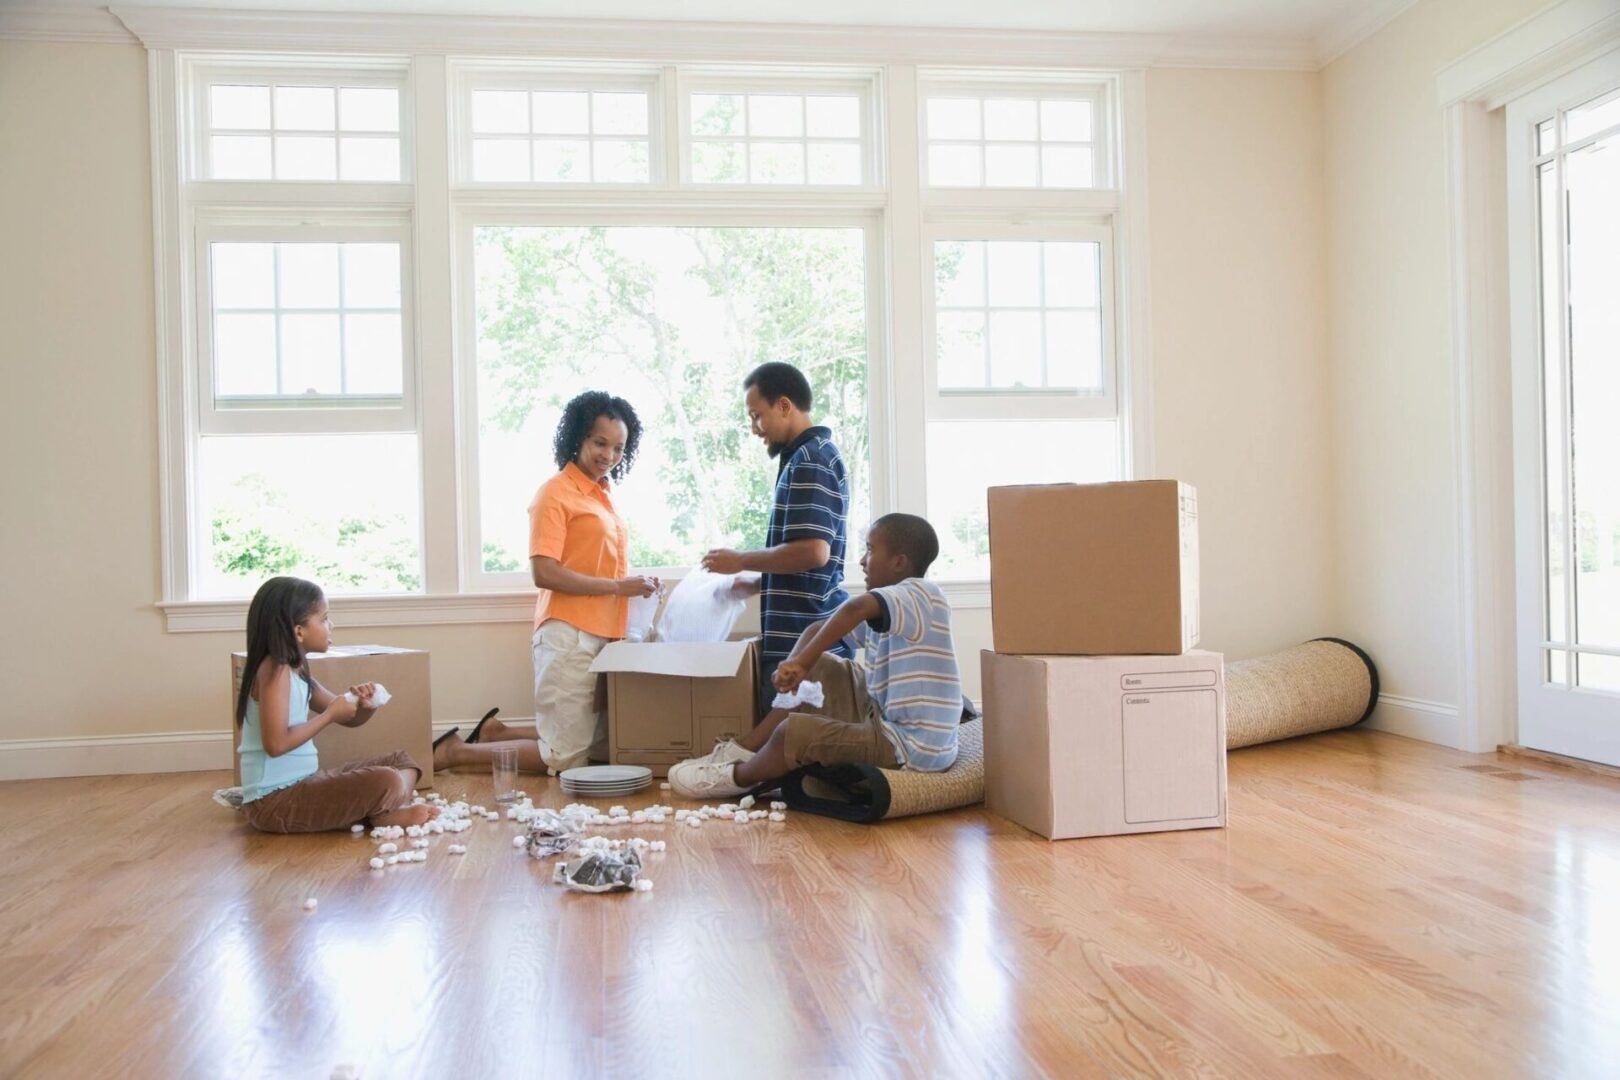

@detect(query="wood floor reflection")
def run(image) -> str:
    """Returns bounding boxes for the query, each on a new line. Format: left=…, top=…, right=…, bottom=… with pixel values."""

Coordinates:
left=2, top=729, right=1618, bottom=1078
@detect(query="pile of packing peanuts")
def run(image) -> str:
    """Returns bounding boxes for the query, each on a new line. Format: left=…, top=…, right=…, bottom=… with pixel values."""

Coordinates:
left=324, top=788, right=789, bottom=899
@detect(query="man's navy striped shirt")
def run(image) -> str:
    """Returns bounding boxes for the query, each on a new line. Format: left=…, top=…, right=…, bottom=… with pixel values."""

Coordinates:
left=760, top=426, right=851, bottom=697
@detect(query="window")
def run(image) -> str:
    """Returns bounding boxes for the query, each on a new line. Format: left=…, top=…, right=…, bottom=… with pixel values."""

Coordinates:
left=923, top=87, right=1104, bottom=188
left=196, top=221, right=415, bottom=435
left=201, top=77, right=404, bottom=181
left=923, top=231, right=1119, bottom=577
left=933, top=239, right=1103, bottom=392
left=203, top=237, right=405, bottom=402
left=154, top=50, right=1138, bottom=620
left=1530, top=84, right=1620, bottom=692
left=468, top=224, right=872, bottom=580
left=461, top=71, right=656, bottom=183
left=917, top=76, right=1125, bottom=581
left=169, top=57, right=423, bottom=600
left=686, top=86, right=870, bottom=185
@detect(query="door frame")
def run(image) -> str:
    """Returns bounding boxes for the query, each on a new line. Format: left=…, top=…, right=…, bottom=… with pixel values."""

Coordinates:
left=1438, top=0, right=1620, bottom=752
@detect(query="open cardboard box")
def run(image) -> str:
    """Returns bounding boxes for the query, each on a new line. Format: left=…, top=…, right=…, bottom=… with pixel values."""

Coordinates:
left=590, top=639, right=759, bottom=778
left=230, top=645, right=435, bottom=789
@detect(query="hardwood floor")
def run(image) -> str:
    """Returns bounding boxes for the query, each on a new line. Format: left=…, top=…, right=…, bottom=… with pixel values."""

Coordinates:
left=2, top=729, right=1617, bottom=1079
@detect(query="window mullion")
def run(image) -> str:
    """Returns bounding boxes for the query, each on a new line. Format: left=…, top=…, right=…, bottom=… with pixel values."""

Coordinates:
left=411, top=53, right=460, bottom=595
left=661, top=66, right=682, bottom=186
left=271, top=244, right=284, bottom=394
left=883, top=64, right=927, bottom=518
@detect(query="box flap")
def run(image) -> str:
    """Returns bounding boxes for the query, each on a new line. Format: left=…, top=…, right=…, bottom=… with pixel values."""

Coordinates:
left=591, top=641, right=751, bottom=679
left=309, top=645, right=417, bottom=657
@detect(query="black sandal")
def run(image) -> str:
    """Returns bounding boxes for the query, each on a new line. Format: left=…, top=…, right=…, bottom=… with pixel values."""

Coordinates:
left=432, top=726, right=460, bottom=750
left=465, top=707, right=499, bottom=744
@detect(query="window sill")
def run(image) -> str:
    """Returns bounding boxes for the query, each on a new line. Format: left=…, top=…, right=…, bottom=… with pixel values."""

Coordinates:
left=159, top=581, right=991, bottom=633
left=159, top=592, right=538, bottom=634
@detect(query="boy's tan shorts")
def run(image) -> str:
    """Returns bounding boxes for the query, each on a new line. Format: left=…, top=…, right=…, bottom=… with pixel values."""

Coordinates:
left=780, top=653, right=902, bottom=771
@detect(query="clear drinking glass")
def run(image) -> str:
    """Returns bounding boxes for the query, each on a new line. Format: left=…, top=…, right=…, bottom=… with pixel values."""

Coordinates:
left=491, top=746, right=521, bottom=804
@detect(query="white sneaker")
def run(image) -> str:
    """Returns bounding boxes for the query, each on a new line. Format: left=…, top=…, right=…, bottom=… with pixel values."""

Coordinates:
left=703, top=739, right=755, bottom=766
left=668, top=758, right=747, bottom=799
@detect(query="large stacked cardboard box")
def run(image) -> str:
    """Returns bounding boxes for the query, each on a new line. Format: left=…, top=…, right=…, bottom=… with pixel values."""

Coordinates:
left=981, top=480, right=1226, bottom=840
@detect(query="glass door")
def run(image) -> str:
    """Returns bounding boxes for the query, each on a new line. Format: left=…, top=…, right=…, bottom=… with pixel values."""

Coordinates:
left=1507, top=51, right=1620, bottom=765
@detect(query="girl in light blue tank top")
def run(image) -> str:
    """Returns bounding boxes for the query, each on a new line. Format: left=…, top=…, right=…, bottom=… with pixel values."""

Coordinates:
left=234, top=577, right=440, bottom=834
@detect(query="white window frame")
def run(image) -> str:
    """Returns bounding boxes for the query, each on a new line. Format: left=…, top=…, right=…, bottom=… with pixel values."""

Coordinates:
left=907, top=71, right=1138, bottom=585
left=145, top=33, right=1149, bottom=631
left=676, top=69, right=883, bottom=190
left=450, top=61, right=665, bottom=187
left=918, top=75, right=1112, bottom=191
left=453, top=206, right=889, bottom=594
left=187, top=58, right=414, bottom=184
left=921, top=222, right=1117, bottom=420
left=193, top=216, right=418, bottom=434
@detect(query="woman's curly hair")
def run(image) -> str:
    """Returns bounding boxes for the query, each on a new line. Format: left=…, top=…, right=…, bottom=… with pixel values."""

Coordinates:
left=552, top=390, right=643, bottom=483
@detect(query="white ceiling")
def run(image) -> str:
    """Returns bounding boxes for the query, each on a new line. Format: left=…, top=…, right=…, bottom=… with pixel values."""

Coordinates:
left=0, top=0, right=1419, bottom=66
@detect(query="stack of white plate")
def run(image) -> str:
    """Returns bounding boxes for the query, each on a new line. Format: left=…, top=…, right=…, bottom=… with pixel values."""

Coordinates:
left=559, top=764, right=653, bottom=798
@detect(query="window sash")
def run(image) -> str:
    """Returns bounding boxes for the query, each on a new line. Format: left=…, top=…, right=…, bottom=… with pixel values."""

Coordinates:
left=193, top=218, right=419, bottom=435
left=451, top=64, right=664, bottom=187
left=918, top=80, right=1111, bottom=190
left=921, top=222, right=1118, bottom=420
left=188, top=62, right=413, bottom=184
left=678, top=74, right=881, bottom=189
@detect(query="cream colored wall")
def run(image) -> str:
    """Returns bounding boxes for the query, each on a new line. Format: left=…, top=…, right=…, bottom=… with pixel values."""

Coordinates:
left=0, top=42, right=538, bottom=752
left=1146, top=68, right=1336, bottom=664
left=1321, top=0, right=1553, bottom=728
left=0, top=42, right=1335, bottom=757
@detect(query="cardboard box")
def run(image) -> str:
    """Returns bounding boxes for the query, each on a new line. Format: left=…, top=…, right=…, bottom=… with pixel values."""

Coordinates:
left=980, top=649, right=1226, bottom=840
left=231, top=645, right=435, bottom=789
left=988, top=480, right=1200, bottom=656
left=590, top=640, right=758, bottom=777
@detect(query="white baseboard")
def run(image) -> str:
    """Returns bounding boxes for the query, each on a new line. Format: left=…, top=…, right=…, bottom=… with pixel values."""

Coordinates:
left=1366, top=694, right=1463, bottom=748
left=0, top=715, right=539, bottom=782
left=0, top=730, right=236, bottom=782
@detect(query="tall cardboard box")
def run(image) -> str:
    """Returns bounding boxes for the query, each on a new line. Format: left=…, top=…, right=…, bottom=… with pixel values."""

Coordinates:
left=230, top=645, right=435, bottom=789
left=988, top=480, right=1199, bottom=656
left=981, top=649, right=1226, bottom=840
left=590, top=640, right=758, bottom=777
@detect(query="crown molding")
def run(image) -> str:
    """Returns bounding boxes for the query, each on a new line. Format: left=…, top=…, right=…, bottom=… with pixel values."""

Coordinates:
left=0, top=4, right=137, bottom=43
left=89, top=6, right=1320, bottom=70
left=1436, top=0, right=1620, bottom=107
left=1156, top=33, right=1318, bottom=72
left=1313, top=0, right=1419, bottom=68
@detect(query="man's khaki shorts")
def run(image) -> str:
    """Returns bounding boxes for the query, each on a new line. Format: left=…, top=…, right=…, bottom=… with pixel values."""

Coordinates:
left=780, top=653, right=902, bottom=771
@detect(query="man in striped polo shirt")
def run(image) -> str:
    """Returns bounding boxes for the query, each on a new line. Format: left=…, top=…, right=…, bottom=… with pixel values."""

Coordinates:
left=702, top=362, right=852, bottom=714
left=670, top=512, right=961, bottom=798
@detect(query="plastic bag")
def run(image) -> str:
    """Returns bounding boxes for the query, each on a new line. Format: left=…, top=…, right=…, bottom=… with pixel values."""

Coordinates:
left=655, top=569, right=745, bottom=643
left=624, top=590, right=662, bottom=643
left=524, top=809, right=585, bottom=859
left=552, top=849, right=643, bottom=893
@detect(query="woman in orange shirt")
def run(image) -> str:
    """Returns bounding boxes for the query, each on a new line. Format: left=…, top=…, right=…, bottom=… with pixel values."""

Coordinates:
left=434, top=391, right=659, bottom=776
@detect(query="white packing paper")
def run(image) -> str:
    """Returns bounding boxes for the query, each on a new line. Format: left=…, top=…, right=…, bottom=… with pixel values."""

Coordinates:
left=771, top=680, right=826, bottom=710
left=655, top=569, right=745, bottom=643
left=342, top=683, right=392, bottom=707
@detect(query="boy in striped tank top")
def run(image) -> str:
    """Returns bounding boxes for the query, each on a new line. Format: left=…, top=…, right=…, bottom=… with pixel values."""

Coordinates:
left=669, top=513, right=961, bottom=799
